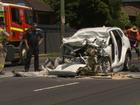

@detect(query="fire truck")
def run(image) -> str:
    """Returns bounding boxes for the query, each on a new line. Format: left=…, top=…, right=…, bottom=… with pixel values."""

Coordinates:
left=0, top=2, right=33, bottom=64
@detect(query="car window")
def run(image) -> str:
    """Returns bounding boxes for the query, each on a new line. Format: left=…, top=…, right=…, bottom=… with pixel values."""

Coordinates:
left=112, top=30, right=122, bottom=61
left=117, top=30, right=123, bottom=37
left=11, top=7, right=21, bottom=24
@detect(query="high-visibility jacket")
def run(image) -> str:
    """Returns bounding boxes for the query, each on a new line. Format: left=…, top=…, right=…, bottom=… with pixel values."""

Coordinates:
left=136, top=32, right=140, bottom=41
left=0, top=28, right=7, bottom=43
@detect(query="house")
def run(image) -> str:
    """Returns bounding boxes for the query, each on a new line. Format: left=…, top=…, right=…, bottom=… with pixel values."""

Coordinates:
left=122, top=0, right=140, bottom=22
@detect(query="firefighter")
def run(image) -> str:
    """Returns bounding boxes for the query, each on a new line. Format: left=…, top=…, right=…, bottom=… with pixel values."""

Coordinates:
left=0, top=22, right=9, bottom=73
left=23, top=23, right=43, bottom=72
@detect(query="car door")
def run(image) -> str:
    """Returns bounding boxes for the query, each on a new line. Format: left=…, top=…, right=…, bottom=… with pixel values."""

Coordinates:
left=106, top=35, right=115, bottom=64
left=110, top=29, right=124, bottom=69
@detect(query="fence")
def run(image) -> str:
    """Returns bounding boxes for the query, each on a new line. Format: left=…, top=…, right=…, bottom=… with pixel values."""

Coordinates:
left=39, top=25, right=76, bottom=54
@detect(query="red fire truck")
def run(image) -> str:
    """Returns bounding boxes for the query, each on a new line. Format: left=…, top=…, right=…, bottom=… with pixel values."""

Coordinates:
left=0, top=2, right=33, bottom=63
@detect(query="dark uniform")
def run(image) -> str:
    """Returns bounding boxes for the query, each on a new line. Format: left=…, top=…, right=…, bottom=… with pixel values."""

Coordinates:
left=24, top=27, right=43, bottom=72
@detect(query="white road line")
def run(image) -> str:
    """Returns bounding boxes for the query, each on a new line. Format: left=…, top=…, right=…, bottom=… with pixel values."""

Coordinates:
left=33, top=82, right=79, bottom=92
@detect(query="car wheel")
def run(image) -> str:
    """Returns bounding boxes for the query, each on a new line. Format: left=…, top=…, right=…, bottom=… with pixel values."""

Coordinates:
left=100, top=56, right=111, bottom=73
left=123, top=53, right=131, bottom=71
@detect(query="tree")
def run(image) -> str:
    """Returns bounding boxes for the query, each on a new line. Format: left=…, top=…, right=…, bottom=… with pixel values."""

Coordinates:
left=106, top=0, right=122, bottom=26
left=65, top=0, right=80, bottom=28
left=78, top=0, right=111, bottom=28
left=40, top=0, right=49, bottom=3
left=117, top=11, right=131, bottom=29
left=44, top=0, right=80, bottom=28
left=41, top=0, right=122, bottom=29
left=45, top=0, right=60, bottom=23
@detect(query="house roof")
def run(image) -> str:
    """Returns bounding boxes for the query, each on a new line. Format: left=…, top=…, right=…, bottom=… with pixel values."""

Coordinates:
left=121, top=5, right=140, bottom=16
left=26, top=0, right=53, bottom=12
left=1, top=0, right=53, bottom=12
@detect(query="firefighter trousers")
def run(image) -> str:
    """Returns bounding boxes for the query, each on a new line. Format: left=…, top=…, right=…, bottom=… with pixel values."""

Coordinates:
left=0, top=46, right=6, bottom=72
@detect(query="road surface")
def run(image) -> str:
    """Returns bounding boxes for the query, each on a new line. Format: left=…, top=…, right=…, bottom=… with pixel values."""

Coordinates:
left=0, top=77, right=140, bottom=105
left=0, top=50, right=139, bottom=105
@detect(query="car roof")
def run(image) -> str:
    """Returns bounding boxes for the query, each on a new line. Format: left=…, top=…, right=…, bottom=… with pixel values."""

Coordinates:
left=74, top=27, right=123, bottom=37
left=78, top=27, right=120, bottom=33
left=72, top=27, right=121, bottom=38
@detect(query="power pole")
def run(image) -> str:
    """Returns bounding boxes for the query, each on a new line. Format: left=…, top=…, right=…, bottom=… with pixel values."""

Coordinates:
left=60, top=0, right=65, bottom=45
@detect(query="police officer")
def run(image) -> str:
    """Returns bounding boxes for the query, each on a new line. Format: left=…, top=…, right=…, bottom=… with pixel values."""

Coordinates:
left=0, top=22, right=9, bottom=73
left=23, top=23, right=43, bottom=72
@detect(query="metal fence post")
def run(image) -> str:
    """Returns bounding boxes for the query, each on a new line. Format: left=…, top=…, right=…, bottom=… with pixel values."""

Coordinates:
left=60, top=0, right=65, bottom=45
left=44, top=28, right=47, bottom=54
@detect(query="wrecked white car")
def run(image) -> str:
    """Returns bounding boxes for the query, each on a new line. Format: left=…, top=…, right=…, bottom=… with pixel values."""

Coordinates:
left=44, top=27, right=131, bottom=76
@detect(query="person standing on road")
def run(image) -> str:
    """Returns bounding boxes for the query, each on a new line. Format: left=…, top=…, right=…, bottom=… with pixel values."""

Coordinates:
left=127, top=26, right=140, bottom=57
left=136, top=29, right=140, bottom=59
left=23, top=23, right=43, bottom=72
left=0, top=22, right=9, bottom=73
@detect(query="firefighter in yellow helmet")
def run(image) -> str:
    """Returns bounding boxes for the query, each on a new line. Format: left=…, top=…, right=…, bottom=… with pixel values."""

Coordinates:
left=0, top=22, right=9, bottom=74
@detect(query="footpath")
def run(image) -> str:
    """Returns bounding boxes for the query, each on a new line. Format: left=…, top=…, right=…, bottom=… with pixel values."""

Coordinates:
left=0, top=71, right=14, bottom=78
left=1, top=71, right=140, bottom=79
left=1, top=68, right=140, bottom=79
left=0, top=54, right=48, bottom=78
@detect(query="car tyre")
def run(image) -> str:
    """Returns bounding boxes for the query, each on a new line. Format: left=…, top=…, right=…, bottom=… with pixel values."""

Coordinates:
left=100, top=56, right=111, bottom=73
left=123, top=53, right=131, bottom=71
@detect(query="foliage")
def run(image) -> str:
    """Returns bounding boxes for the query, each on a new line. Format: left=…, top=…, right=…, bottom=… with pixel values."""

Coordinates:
left=106, top=0, right=122, bottom=26
left=116, top=10, right=131, bottom=29
left=45, top=0, right=60, bottom=22
left=65, top=0, right=80, bottom=28
left=78, top=0, right=111, bottom=28
left=41, top=0, right=130, bottom=29
left=40, top=0, right=49, bottom=3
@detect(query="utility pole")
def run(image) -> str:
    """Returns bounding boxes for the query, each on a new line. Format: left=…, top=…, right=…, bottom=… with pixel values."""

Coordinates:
left=60, top=0, right=65, bottom=45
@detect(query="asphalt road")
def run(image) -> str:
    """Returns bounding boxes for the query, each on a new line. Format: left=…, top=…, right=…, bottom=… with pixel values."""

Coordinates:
left=1, top=50, right=140, bottom=105
left=0, top=77, right=140, bottom=105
